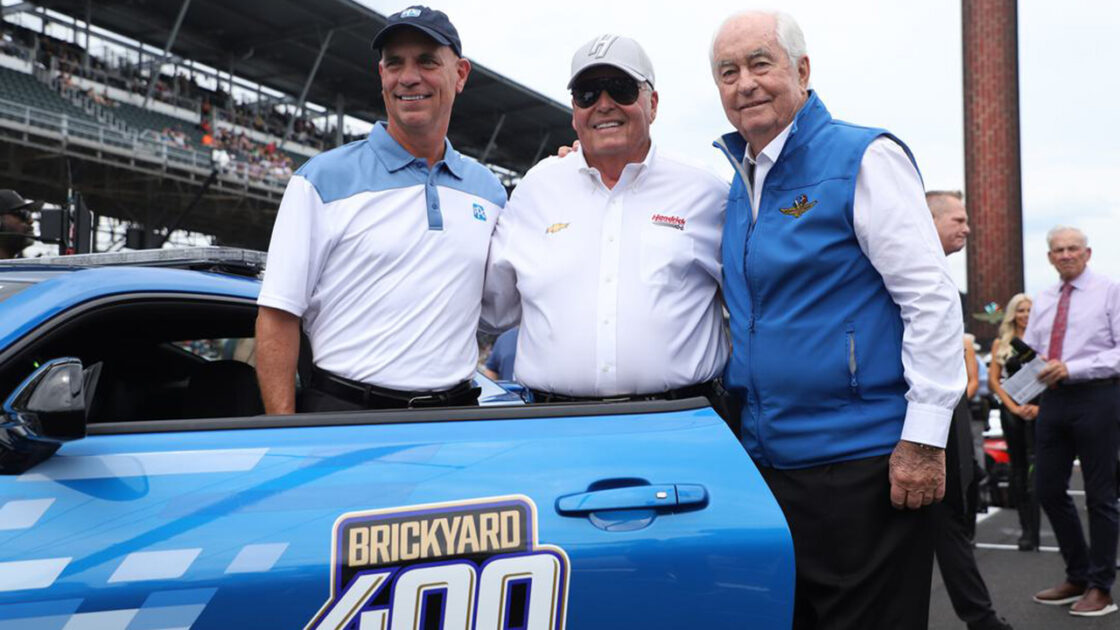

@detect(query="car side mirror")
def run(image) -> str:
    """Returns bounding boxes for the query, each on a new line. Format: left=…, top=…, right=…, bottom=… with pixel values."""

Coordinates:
left=1, top=358, right=88, bottom=474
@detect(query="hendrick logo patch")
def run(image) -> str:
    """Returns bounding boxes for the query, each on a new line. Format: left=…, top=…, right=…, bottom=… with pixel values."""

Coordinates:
left=472, top=203, right=487, bottom=221
left=651, top=213, right=686, bottom=231
left=307, top=495, right=570, bottom=630
left=779, top=194, right=817, bottom=219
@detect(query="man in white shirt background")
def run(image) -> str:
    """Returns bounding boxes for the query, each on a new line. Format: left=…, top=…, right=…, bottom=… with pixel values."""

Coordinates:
left=482, top=34, right=729, bottom=403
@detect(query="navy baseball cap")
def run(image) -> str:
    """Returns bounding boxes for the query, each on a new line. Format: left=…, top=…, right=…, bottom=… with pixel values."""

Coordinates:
left=372, top=6, right=462, bottom=57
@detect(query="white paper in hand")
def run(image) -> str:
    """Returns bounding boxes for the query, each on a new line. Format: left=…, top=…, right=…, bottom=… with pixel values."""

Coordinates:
left=1002, top=356, right=1048, bottom=405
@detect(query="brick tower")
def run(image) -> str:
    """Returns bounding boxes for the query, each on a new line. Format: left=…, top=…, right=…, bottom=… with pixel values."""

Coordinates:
left=962, top=0, right=1025, bottom=343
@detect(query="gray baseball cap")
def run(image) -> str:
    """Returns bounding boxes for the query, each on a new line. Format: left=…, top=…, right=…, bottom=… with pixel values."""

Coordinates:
left=568, top=34, right=655, bottom=89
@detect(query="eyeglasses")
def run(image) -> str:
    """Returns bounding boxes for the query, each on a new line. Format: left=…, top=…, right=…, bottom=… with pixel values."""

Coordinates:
left=571, top=77, right=642, bottom=109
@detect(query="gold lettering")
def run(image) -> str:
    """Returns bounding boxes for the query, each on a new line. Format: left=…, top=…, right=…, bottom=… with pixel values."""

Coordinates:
left=390, top=522, right=400, bottom=564
left=479, top=512, right=500, bottom=552
left=421, top=518, right=443, bottom=559
left=447, top=515, right=462, bottom=545
left=457, top=514, right=479, bottom=554
left=348, top=527, right=369, bottom=567
left=370, top=525, right=391, bottom=565
left=500, top=510, right=521, bottom=549
left=400, top=521, right=421, bottom=561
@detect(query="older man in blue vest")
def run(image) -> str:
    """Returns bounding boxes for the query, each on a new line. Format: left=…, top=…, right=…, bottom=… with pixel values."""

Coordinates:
left=712, top=12, right=966, bottom=628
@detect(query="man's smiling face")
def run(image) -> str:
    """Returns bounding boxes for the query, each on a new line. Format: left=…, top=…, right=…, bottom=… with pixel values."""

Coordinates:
left=712, top=13, right=809, bottom=153
left=570, top=66, right=657, bottom=165
left=378, top=29, right=468, bottom=140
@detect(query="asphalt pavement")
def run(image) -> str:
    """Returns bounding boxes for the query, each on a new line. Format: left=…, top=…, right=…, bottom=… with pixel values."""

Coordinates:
left=929, top=465, right=1116, bottom=629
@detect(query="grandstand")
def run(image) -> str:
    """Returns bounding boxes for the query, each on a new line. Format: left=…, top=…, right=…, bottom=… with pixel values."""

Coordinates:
left=0, top=1, right=576, bottom=250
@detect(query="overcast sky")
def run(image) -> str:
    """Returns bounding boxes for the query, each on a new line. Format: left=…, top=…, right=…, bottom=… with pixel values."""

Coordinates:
left=361, top=0, right=1120, bottom=303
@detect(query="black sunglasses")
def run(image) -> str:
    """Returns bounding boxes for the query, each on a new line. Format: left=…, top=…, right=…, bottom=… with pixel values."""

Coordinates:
left=571, top=76, right=642, bottom=108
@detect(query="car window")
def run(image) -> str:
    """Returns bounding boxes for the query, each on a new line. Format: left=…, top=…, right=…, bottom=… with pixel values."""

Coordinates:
left=173, top=337, right=256, bottom=366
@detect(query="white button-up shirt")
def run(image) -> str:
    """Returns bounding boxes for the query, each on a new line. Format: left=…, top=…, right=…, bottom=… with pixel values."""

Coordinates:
left=482, top=143, right=729, bottom=397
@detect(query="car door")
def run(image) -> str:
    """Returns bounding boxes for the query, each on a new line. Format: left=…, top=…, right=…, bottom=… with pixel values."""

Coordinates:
left=0, top=401, right=793, bottom=629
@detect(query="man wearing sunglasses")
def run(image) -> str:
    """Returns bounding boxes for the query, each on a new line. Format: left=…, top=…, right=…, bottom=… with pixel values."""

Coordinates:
left=482, top=35, right=729, bottom=404
left=0, top=189, right=38, bottom=260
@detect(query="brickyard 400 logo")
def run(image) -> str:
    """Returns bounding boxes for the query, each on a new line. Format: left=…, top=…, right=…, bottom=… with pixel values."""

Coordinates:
left=307, top=495, right=570, bottom=629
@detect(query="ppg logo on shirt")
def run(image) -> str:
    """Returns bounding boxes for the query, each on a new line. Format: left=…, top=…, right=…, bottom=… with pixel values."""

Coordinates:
left=472, top=203, right=487, bottom=221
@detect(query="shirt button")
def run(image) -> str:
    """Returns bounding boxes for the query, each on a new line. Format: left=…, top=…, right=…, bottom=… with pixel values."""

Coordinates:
left=605, top=276, right=613, bottom=283
left=601, top=366, right=610, bottom=373
left=607, top=235, right=615, bottom=243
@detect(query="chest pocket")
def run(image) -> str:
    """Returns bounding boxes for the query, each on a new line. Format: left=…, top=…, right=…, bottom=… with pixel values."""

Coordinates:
left=639, top=223, right=694, bottom=285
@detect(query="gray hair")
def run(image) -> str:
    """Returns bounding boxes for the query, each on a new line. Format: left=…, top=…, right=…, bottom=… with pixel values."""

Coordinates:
left=925, top=190, right=964, bottom=218
left=710, top=10, right=808, bottom=73
left=1046, top=225, right=1088, bottom=250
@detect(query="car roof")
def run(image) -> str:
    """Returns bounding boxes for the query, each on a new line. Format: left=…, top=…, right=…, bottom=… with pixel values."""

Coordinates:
left=0, top=265, right=261, bottom=349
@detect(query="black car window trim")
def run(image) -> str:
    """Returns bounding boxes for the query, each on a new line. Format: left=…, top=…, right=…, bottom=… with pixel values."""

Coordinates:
left=88, top=396, right=715, bottom=435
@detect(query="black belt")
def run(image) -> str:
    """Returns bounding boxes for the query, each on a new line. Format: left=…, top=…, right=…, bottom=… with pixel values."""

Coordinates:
left=311, top=367, right=478, bottom=408
left=1055, top=377, right=1120, bottom=391
left=530, top=381, right=714, bottom=403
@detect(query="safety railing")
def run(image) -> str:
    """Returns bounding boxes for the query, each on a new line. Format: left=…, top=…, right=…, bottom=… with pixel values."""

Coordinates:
left=0, top=97, right=288, bottom=192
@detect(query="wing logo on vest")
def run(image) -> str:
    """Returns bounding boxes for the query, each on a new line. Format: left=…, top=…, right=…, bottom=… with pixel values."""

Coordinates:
left=779, top=194, right=818, bottom=219
left=307, top=495, right=570, bottom=630
left=472, top=203, right=487, bottom=221
left=651, top=213, right=686, bottom=231
left=545, top=222, right=570, bottom=235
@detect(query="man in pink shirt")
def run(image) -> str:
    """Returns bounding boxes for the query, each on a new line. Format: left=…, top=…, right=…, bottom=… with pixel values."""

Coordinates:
left=1023, top=226, right=1120, bottom=617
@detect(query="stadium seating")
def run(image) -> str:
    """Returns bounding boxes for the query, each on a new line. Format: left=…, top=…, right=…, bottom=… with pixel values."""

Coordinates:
left=0, top=66, right=99, bottom=125
left=113, top=102, right=204, bottom=146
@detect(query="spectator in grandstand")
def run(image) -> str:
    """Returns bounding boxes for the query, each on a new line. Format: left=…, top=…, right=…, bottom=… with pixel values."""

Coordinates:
left=256, top=5, right=505, bottom=413
left=482, top=35, right=728, bottom=405
left=0, top=189, right=38, bottom=260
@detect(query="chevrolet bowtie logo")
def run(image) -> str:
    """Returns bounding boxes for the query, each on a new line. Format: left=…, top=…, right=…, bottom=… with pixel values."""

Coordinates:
left=780, top=194, right=818, bottom=219
left=545, top=222, right=570, bottom=235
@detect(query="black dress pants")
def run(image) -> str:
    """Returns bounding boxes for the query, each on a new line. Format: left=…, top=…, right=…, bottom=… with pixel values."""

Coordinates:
left=934, top=398, right=1002, bottom=629
left=1035, top=380, right=1119, bottom=591
left=1000, top=406, right=1040, bottom=546
left=760, top=454, right=935, bottom=629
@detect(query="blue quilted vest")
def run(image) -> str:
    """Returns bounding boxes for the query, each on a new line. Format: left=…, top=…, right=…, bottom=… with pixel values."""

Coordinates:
left=715, top=91, right=918, bottom=469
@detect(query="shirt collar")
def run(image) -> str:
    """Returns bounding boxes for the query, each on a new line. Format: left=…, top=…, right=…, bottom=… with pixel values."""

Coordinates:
left=744, top=121, right=793, bottom=168
left=576, top=141, right=657, bottom=182
left=366, top=121, right=464, bottom=179
left=1067, top=267, right=1094, bottom=290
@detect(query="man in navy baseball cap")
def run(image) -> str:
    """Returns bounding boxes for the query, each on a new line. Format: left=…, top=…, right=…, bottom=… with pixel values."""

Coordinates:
left=372, top=5, right=462, bottom=57
left=256, top=5, right=505, bottom=414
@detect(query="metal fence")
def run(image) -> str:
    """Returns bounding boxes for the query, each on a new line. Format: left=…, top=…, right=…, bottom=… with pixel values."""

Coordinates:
left=0, top=96, right=287, bottom=192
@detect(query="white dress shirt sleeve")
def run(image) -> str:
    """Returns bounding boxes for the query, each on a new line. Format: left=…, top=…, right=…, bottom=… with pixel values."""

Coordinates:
left=480, top=192, right=523, bottom=335
left=853, top=138, right=967, bottom=448
left=257, top=175, right=328, bottom=317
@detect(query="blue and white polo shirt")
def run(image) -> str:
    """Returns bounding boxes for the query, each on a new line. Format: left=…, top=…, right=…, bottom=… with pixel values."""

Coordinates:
left=259, top=122, right=507, bottom=390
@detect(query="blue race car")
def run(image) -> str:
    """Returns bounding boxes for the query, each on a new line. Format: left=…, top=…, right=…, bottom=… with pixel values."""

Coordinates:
left=0, top=248, right=792, bottom=629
